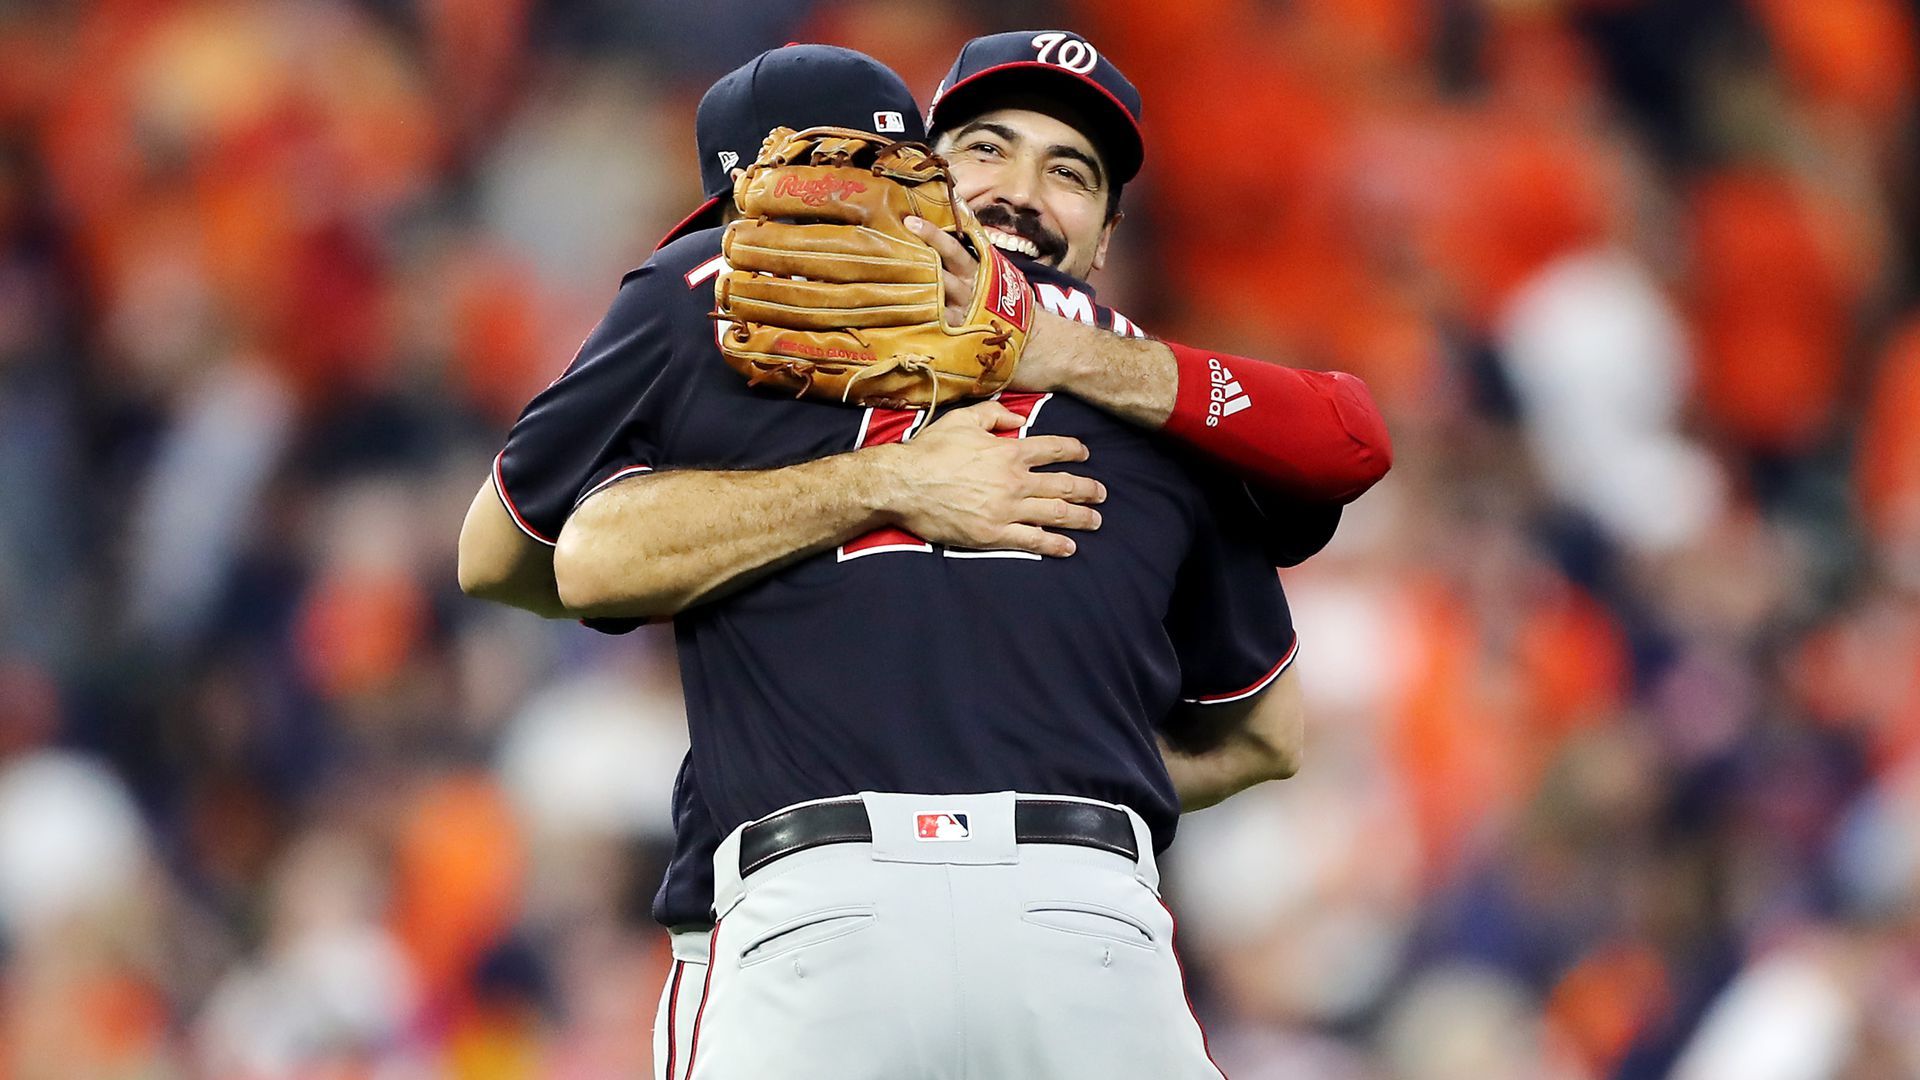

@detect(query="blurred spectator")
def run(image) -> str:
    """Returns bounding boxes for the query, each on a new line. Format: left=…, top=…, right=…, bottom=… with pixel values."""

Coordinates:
left=1494, top=246, right=1724, bottom=554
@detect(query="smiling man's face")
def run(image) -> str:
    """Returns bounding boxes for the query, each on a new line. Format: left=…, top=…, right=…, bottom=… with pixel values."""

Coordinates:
left=936, top=106, right=1118, bottom=281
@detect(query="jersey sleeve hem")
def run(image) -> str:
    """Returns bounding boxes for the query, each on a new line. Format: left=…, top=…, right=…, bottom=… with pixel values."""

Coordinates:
left=492, top=450, right=557, bottom=547
left=1180, top=634, right=1299, bottom=706
left=574, top=463, right=656, bottom=510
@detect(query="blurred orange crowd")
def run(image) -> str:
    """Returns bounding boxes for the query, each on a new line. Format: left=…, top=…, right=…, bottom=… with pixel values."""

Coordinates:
left=0, top=0, right=1918, bottom=1077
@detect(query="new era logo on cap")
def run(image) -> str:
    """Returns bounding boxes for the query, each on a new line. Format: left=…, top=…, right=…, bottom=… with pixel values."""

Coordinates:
left=874, top=110, right=906, bottom=133
left=717, top=150, right=740, bottom=172
left=915, top=812, right=971, bottom=841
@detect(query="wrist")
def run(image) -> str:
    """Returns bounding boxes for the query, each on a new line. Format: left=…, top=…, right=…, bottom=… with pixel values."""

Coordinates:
left=854, top=442, right=914, bottom=526
left=1018, top=313, right=1084, bottom=392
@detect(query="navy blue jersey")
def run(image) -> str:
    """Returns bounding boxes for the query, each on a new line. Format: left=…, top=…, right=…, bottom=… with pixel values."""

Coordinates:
left=497, top=233, right=1297, bottom=926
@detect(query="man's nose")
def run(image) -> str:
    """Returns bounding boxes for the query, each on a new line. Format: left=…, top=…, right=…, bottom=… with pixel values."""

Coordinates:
left=991, top=159, right=1041, bottom=208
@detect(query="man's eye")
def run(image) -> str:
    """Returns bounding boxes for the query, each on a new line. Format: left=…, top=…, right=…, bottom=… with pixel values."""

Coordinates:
left=967, top=142, right=1003, bottom=157
left=1052, top=167, right=1091, bottom=188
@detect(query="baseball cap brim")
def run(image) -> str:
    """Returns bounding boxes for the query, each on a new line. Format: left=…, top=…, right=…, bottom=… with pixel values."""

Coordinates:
left=930, top=62, right=1144, bottom=184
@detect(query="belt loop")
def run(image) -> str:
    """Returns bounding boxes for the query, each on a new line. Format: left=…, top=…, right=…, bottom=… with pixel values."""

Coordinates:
left=669, top=926, right=715, bottom=965
left=1122, top=804, right=1159, bottom=894
left=711, top=822, right=748, bottom=921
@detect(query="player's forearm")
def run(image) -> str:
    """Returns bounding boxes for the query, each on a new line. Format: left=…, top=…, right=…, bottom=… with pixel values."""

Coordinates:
left=1022, top=312, right=1178, bottom=427
left=1159, top=733, right=1291, bottom=812
left=458, top=479, right=572, bottom=619
left=552, top=452, right=899, bottom=619
left=1159, top=667, right=1305, bottom=811
left=1023, top=316, right=1393, bottom=503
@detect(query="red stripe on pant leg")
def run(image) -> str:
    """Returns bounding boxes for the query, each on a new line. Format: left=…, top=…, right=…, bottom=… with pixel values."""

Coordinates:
left=683, top=923, right=722, bottom=1078
left=663, top=959, right=685, bottom=1080
left=1158, top=898, right=1229, bottom=1080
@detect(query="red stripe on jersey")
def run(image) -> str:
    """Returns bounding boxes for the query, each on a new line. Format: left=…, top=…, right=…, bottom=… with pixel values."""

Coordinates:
left=863, top=406, right=922, bottom=445
left=839, top=407, right=933, bottom=560
left=990, top=390, right=1052, bottom=432
left=1183, top=634, right=1298, bottom=706
left=994, top=391, right=1049, bottom=436
left=938, top=392, right=1054, bottom=560
left=491, top=450, right=556, bottom=546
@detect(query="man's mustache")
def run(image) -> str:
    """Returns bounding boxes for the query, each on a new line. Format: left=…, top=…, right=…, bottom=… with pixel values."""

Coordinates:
left=972, top=205, right=1069, bottom=265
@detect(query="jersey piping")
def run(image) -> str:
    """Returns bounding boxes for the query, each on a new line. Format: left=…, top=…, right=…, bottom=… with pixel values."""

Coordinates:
left=1181, top=633, right=1299, bottom=706
left=492, top=449, right=557, bottom=546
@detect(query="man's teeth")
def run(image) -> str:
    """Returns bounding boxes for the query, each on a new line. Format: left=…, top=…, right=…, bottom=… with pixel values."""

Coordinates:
left=986, top=230, right=1040, bottom=258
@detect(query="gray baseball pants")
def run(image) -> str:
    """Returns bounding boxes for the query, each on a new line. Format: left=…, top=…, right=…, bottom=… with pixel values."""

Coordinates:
left=679, top=791, right=1225, bottom=1080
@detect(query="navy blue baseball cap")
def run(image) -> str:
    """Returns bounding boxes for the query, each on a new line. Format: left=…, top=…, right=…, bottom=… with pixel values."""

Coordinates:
left=926, top=30, right=1144, bottom=185
left=657, top=45, right=926, bottom=248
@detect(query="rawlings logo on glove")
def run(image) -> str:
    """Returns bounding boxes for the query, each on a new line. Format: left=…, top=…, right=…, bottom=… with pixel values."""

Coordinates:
left=713, top=125, right=1033, bottom=410
left=770, top=173, right=868, bottom=206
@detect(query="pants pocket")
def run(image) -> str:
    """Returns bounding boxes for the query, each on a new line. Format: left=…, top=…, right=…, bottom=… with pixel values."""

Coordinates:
left=1022, top=900, right=1158, bottom=949
left=736, top=905, right=877, bottom=968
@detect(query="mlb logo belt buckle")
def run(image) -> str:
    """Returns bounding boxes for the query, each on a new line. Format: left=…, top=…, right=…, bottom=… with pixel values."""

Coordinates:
left=914, top=811, right=971, bottom=841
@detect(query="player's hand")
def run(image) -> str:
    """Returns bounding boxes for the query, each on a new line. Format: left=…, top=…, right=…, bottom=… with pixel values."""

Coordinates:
left=908, top=212, right=1072, bottom=393
left=905, top=214, right=979, bottom=326
left=877, top=401, right=1105, bottom=557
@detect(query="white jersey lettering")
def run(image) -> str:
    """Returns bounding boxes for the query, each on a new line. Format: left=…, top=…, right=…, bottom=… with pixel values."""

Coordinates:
left=1036, top=282, right=1097, bottom=326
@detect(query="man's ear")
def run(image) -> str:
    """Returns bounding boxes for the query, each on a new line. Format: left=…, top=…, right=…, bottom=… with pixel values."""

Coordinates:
left=1090, top=214, right=1120, bottom=273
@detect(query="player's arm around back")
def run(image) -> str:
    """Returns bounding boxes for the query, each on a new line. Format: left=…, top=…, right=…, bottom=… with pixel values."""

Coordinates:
left=458, top=476, right=569, bottom=619
left=1158, top=664, right=1306, bottom=812
left=552, top=402, right=1106, bottom=619
left=1022, top=316, right=1392, bottom=503
left=909, top=218, right=1393, bottom=504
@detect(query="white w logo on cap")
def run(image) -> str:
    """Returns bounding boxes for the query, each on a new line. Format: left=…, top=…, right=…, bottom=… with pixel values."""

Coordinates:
left=1031, top=31, right=1098, bottom=74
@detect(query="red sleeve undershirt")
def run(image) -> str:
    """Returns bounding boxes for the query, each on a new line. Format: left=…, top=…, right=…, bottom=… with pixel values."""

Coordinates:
left=1163, top=342, right=1393, bottom=504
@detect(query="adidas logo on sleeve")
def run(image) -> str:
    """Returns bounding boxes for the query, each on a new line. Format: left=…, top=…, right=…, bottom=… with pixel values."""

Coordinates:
left=1207, top=358, right=1252, bottom=426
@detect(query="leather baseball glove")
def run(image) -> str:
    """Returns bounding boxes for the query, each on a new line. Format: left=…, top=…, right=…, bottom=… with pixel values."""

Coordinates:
left=714, top=126, right=1034, bottom=409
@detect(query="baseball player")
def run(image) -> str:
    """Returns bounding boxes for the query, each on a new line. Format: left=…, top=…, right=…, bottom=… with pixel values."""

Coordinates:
left=521, top=48, right=1304, bottom=1080
left=458, top=38, right=1390, bottom=1080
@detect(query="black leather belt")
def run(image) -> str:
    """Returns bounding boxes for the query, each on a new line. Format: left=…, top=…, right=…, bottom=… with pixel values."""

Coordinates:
left=739, top=797, right=1139, bottom=878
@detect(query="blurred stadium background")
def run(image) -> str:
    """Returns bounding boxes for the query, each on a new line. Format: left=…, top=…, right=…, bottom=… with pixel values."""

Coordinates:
left=3, top=0, right=1919, bottom=1076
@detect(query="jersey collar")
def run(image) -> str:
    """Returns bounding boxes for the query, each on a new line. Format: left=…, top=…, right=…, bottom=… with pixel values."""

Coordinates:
left=1007, top=253, right=1096, bottom=302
